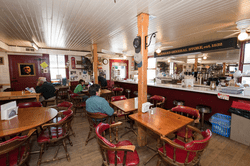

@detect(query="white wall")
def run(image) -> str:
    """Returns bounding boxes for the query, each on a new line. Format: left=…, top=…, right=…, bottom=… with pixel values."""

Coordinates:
left=0, top=52, right=10, bottom=91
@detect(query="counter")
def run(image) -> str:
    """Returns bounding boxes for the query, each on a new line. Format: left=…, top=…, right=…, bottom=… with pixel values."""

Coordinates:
left=115, top=80, right=250, bottom=121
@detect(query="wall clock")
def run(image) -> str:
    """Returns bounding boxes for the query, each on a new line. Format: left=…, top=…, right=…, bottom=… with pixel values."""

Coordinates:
left=102, top=58, right=108, bottom=65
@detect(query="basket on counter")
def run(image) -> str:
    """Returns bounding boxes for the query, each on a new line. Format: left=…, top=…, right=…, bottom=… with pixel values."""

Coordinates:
left=209, top=113, right=231, bottom=137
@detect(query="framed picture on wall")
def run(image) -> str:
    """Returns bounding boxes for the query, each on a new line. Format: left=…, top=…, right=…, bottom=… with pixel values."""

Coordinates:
left=0, top=57, right=3, bottom=65
left=18, top=63, right=36, bottom=76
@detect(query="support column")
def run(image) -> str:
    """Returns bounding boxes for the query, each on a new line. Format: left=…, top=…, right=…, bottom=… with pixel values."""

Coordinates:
left=92, top=44, right=98, bottom=84
left=223, top=62, right=226, bottom=76
left=137, top=13, right=149, bottom=147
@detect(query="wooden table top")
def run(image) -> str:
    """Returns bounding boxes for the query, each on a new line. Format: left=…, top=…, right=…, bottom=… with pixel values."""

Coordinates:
left=129, top=107, right=194, bottom=136
left=101, top=89, right=112, bottom=94
left=0, top=107, right=57, bottom=137
left=111, top=98, right=137, bottom=113
left=0, top=91, right=40, bottom=101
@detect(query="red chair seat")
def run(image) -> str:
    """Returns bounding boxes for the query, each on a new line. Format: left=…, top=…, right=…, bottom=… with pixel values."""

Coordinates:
left=0, top=146, right=26, bottom=166
left=175, top=127, right=193, bottom=138
left=107, top=140, right=139, bottom=166
left=158, top=139, right=196, bottom=164
left=37, top=127, right=65, bottom=143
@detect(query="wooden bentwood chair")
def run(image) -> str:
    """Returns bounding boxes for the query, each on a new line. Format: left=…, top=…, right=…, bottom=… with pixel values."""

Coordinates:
left=70, top=93, right=86, bottom=116
left=85, top=112, right=111, bottom=146
left=157, top=126, right=212, bottom=166
left=112, top=87, right=124, bottom=96
left=96, top=122, right=140, bottom=166
left=171, top=106, right=200, bottom=142
left=0, top=129, right=36, bottom=166
left=37, top=109, right=74, bottom=166
left=150, top=95, right=166, bottom=108
left=111, top=95, right=127, bottom=121
left=56, top=87, right=69, bottom=105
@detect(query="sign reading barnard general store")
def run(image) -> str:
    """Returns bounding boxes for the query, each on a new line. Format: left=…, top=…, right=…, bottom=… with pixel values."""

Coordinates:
left=154, top=37, right=238, bottom=58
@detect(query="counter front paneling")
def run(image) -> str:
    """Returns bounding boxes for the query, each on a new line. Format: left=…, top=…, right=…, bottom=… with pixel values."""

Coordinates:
left=114, top=81, right=250, bottom=121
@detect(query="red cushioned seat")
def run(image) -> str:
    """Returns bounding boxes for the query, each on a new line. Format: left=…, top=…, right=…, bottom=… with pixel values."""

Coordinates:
left=107, top=140, right=139, bottom=166
left=0, top=146, right=26, bottom=166
left=18, top=101, right=42, bottom=108
left=158, top=139, right=196, bottom=163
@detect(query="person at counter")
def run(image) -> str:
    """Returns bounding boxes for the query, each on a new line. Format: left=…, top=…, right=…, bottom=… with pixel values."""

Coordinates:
left=98, top=76, right=107, bottom=88
left=86, top=84, right=114, bottom=116
left=35, top=77, right=56, bottom=102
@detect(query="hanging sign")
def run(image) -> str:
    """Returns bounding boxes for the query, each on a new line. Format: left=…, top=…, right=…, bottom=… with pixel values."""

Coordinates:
left=154, top=37, right=238, bottom=58
left=40, top=62, right=48, bottom=69
left=71, top=57, right=76, bottom=69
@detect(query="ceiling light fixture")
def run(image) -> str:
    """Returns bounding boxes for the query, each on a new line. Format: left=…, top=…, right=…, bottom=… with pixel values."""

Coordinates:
left=238, top=30, right=248, bottom=41
left=168, top=59, right=170, bottom=62
left=203, top=53, right=208, bottom=59
left=156, top=48, right=161, bottom=53
left=31, top=43, right=38, bottom=50
left=123, top=55, right=126, bottom=59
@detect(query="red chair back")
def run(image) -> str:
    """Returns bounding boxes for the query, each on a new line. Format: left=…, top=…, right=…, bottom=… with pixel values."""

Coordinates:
left=68, top=90, right=74, bottom=94
left=185, top=129, right=212, bottom=151
left=18, top=102, right=42, bottom=108
left=150, top=95, right=165, bottom=103
left=172, top=105, right=200, bottom=119
left=57, top=101, right=73, bottom=109
left=111, top=95, right=127, bottom=102
left=70, top=93, right=79, bottom=98
left=112, top=87, right=123, bottom=92
left=95, top=123, right=116, bottom=147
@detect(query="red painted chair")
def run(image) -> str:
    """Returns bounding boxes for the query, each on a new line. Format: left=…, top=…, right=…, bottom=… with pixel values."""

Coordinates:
left=70, top=93, right=86, bottom=116
left=18, top=102, right=42, bottom=108
left=112, top=87, right=124, bottom=96
left=96, top=122, right=140, bottom=166
left=37, top=109, right=74, bottom=166
left=171, top=105, right=200, bottom=142
left=150, top=95, right=166, bottom=108
left=157, top=126, right=212, bottom=166
left=0, top=129, right=36, bottom=166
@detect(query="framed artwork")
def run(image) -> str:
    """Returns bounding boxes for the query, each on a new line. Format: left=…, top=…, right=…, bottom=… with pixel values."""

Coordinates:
left=0, top=57, right=3, bottom=65
left=18, top=63, right=36, bottom=76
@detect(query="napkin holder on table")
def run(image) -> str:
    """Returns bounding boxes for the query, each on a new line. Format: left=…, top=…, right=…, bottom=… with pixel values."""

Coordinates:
left=1, top=101, right=18, bottom=120
left=134, top=97, right=138, bottom=109
left=142, top=102, right=153, bottom=113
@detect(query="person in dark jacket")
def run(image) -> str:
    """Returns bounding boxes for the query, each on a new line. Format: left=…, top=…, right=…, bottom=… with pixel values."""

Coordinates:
left=35, top=77, right=56, bottom=102
left=98, top=76, right=107, bottom=88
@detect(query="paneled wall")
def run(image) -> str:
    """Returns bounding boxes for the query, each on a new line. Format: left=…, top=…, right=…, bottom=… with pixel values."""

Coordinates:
left=8, top=54, right=51, bottom=91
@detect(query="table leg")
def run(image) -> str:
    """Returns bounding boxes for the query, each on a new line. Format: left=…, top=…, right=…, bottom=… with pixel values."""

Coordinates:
left=143, top=137, right=161, bottom=165
left=120, top=116, right=137, bottom=138
left=36, top=95, right=40, bottom=102
left=137, top=123, right=147, bottom=147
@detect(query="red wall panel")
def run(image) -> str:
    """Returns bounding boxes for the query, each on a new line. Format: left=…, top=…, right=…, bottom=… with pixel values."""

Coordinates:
left=8, top=54, right=51, bottom=91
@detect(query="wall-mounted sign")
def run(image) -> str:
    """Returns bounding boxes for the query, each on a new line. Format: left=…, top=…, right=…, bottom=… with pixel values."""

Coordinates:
left=71, top=57, right=76, bottom=69
left=154, top=37, right=238, bottom=58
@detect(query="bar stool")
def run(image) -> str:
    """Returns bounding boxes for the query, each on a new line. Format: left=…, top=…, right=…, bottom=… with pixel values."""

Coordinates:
left=133, top=91, right=151, bottom=101
left=173, top=100, right=185, bottom=106
left=125, top=89, right=131, bottom=98
left=196, top=105, right=212, bottom=131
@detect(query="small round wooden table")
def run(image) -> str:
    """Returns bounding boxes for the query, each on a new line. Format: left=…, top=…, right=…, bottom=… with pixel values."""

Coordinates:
left=0, top=107, right=58, bottom=137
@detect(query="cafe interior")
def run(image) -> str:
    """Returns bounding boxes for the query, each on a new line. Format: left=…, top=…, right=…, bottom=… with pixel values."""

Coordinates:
left=1, top=0, right=250, bottom=166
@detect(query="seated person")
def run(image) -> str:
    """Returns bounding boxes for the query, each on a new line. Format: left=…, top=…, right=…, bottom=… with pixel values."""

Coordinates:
left=74, top=79, right=88, bottom=102
left=35, top=77, right=56, bottom=102
left=86, top=84, right=114, bottom=116
left=98, top=75, right=107, bottom=88
left=74, top=79, right=86, bottom=93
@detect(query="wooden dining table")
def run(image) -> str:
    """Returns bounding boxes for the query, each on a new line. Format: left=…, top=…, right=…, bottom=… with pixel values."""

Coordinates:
left=81, top=89, right=112, bottom=102
left=0, top=91, right=41, bottom=102
left=111, top=98, right=138, bottom=137
left=129, top=107, right=194, bottom=165
left=0, top=107, right=57, bottom=137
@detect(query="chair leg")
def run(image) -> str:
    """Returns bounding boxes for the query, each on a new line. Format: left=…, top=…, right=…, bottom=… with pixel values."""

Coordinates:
left=62, top=139, right=70, bottom=161
left=69, top=124, right=76, bottom=137
left=37, top=143, right=45, bottom=166
left=67, top=135, right=73, bottom=146
left=156, top=159, right=161, bottom=166
left=85, top=127, right=92, bottom=146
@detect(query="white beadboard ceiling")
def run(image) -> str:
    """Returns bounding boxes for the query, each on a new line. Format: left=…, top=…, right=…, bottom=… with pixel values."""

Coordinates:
left=0, top=0, right=250, bottom=55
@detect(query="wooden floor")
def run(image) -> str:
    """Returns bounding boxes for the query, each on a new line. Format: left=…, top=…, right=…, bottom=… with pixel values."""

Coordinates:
left=28, top=113, right=250, bottom=166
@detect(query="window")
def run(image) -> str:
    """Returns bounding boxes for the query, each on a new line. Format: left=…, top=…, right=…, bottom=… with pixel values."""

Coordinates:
left=147, top=58, right=156, bottom=82
left=49, top=55, right=66, bottom=80
left=242, top=43, right=250, bottom=84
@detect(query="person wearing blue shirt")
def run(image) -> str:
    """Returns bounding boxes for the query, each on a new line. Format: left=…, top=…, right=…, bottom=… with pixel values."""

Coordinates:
left=86, top=84, right=114, bottom=116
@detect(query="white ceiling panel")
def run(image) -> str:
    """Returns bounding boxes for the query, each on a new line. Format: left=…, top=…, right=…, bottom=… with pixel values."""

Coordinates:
left=0, top=0, right=250, bottom=54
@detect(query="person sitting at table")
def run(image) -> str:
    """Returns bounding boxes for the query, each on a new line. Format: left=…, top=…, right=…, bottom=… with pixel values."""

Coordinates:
left=74, top=79, right=86, bottom=93
left=35, top=77, right=56, bottom=102
left=98, top=75, right=107, bottom=88
left=86, top=84, right=114, bottom=116
left=74, top=79, right=88, bottom=102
